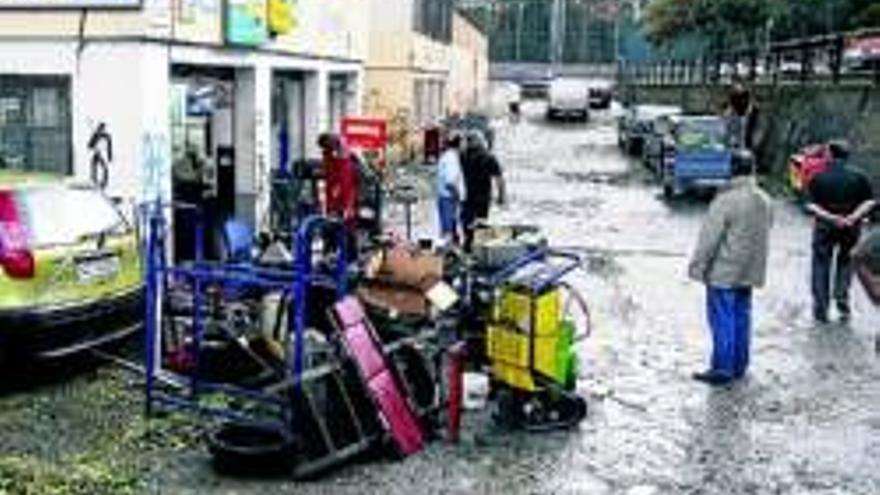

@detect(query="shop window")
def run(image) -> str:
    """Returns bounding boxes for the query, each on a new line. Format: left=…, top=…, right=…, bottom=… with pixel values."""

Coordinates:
left=0, top=75, right=72, bottom=175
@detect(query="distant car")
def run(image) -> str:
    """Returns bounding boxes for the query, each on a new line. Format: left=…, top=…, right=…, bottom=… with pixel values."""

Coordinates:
left=618, top=104, right=683, bottom=156
left=587, top=80, right=613, bottom=110
left=843, top=36, right=880, bottom=73
left=788, top=143, right=832, bottom=197
left=653, top=116, right=733, bottom=199
left=546, top=78, right=589, bottom=121
left=0, top=172, right=143, bottom=362
left=779, top=59, right=804, bottom=76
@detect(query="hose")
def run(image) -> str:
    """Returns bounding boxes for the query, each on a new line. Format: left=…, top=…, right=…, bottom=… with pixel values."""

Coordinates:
left=559, top=281, right=592, bottom=341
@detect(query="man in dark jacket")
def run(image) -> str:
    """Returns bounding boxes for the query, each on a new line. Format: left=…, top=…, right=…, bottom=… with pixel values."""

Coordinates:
left=807, top=140, right=876, bottom=323
left=460, top=131, right=506, bottom=251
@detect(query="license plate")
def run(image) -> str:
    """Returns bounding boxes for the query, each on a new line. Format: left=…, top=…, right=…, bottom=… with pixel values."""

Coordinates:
left=76, top=255, right=120, bottom=283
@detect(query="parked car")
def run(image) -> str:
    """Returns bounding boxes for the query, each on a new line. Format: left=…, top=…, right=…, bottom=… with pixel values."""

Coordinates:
left=587, top=79, right=614, bottom=110
left=653, top=116, right=733, bottom=199
left=844, top=35, right=880, bottom=73
left=0, top=172, right=143, bottom=362
left=546, top=78, right=589, bottom=121
left=788, top=143, right=832, bottom=197
left=779, top=58, right=804, bottom=76
left=642, top=113, right=676, bottom=171
left=618, top=104, right=683, bottom=156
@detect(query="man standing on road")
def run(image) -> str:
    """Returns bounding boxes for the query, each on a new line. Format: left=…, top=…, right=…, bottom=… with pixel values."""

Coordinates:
left=689, top=150, right=772, bottom=385
left=807, top=140, right=876, bottom=323
left=318, top=133, right=359, bottom=255
left=461, top=131, right=506, bottom=251
left=436, top=134, right=465, bottom=244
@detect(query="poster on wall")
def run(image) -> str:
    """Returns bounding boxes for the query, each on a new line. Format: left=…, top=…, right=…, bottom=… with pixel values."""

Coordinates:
left=267, top=0, right=296, bottom=36
left=226, top=0, right=267, bottom=46
left=0, top=0, right=139, bottom=7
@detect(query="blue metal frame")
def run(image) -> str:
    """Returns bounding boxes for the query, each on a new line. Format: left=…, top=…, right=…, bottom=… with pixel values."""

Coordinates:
left=486, top=247, right=582, bottom=293
left=143, top=199, right=348, bottom=434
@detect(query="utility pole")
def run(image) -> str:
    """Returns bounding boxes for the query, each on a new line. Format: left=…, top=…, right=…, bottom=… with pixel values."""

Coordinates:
left=515, top=1, right=524, bottom=62
left=550, top=0, right=568, bottom=66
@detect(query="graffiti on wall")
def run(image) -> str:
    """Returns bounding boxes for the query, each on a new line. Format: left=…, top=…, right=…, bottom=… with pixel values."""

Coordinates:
left=87, top=122, right=113, bottom=191
left=141, top=132, right=171, bottom=203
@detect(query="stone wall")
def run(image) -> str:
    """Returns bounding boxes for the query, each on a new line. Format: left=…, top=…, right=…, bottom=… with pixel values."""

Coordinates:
left=623, top=83, right=880, bottom=189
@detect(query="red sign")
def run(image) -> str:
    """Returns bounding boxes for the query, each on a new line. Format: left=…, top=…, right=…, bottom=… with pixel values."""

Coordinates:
left=341, top=117, right=389, bottom=169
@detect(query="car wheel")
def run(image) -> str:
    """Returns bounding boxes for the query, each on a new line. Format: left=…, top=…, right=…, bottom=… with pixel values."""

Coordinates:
left=663, top=184, right=674, bottom=199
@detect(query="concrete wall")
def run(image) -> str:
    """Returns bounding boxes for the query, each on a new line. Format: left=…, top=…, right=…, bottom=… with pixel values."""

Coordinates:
left=0, top=40, right=171, bottom=202
left=365, top=0, right=452, bottom=163
left=624, top=83, right=880, bottom=188
left=449, top=12, right=488, bottom=115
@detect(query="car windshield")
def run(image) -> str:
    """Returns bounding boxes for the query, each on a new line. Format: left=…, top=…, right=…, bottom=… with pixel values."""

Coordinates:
left=675, top=119, right=728, bottom=151
left=14, top=186, right=128, bottom=247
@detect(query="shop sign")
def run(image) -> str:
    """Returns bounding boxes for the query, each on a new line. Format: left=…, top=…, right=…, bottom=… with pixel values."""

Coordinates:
left=0, top=0, right=140, bottom=8
left=267, top=0, right=295, bottom=36
left=226, top=0, right=267, bottom=46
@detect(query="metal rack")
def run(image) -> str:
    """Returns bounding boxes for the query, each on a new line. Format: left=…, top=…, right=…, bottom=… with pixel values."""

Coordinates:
left=143, top=202, right=348, bottom=433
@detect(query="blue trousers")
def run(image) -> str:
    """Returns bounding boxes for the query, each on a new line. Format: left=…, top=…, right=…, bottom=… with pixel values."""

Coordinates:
left=437, top=196, right=459, bottom=240
left=706, top=287, right=752, bottom=378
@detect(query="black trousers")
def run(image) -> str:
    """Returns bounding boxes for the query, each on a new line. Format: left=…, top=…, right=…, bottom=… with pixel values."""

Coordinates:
left=812, top=223, right=861, bottom=316
left=461, top=200, right=491, bottom=252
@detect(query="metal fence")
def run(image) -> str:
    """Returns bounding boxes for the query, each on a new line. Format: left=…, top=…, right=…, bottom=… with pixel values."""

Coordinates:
left=619, top=28, right=880, bottom=87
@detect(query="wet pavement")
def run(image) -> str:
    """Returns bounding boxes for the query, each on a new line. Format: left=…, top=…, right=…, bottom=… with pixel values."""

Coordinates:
left=3, top=101, right=880, bottom=494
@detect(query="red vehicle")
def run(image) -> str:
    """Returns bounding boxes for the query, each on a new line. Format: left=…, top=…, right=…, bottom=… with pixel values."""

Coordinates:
left=844, top=36, right=880, bottom=72
left=788, top=143, right=833, bottom=196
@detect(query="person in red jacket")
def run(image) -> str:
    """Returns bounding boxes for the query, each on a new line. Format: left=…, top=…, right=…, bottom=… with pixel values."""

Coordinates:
left=318, top=133, right=358, bottom=256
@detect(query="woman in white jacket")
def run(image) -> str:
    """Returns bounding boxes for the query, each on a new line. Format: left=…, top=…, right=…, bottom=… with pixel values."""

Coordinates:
left=436, top=134, right=465, bottom=243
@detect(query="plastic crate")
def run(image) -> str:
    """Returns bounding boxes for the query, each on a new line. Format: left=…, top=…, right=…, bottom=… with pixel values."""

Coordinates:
left=487, top=322, right=575, bottom=392
left=492, top=286, right=560, bottom=336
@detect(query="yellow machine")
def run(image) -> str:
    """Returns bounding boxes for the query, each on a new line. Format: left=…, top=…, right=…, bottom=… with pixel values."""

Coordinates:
left=481, top=251, right=589, bottom=430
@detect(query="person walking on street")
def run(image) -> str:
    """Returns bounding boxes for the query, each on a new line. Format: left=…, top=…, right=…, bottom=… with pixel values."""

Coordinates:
left=807, top=140, right=876, bottom=323
left=461, top=131, right=506, bottom=251
left=689, top=150, right=772, bottom=385
left=436, top=134, right=465, bottom=244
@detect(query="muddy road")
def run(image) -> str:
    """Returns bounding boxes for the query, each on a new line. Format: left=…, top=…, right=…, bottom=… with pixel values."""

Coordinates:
left=2, top=102, right=879, bottom=494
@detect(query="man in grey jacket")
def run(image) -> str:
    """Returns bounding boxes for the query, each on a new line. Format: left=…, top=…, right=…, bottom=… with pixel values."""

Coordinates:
left=688, top=150, right=772, bottom=385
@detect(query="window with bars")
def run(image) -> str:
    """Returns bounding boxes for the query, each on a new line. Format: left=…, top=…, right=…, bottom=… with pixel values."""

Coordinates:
left=0, top=75, right=72, bottom=175
left=413, top=0, right=453, bottom=43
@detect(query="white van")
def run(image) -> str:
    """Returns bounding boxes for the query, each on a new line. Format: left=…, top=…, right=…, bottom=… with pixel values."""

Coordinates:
left=547, top=78, right=589, bottom=121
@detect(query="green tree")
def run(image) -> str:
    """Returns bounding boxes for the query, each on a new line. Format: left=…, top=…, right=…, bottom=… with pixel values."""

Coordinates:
left=644, top=0, right=880, bottom=49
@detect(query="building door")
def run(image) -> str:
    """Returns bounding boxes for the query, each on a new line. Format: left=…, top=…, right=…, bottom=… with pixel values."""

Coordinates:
left=169, top=66, right=236, bottom=261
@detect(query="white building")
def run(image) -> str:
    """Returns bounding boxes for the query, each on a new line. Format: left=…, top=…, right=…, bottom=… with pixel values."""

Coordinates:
left=0, top=0, right=367, bottom=232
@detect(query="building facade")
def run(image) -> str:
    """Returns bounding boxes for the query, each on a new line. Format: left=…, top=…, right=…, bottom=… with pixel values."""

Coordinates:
left=449, top=12, right=489, bottom=116
left=0, top=0, right=368, bottom=231
left=364, top=0, right=488, bottom=161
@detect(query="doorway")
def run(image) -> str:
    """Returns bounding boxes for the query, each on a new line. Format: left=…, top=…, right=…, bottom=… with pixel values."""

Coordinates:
left=169, top=65, right=236, bottom=262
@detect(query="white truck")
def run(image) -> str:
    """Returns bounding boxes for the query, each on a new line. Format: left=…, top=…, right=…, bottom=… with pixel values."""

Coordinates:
left=546, top=78, right=589, bottom=121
